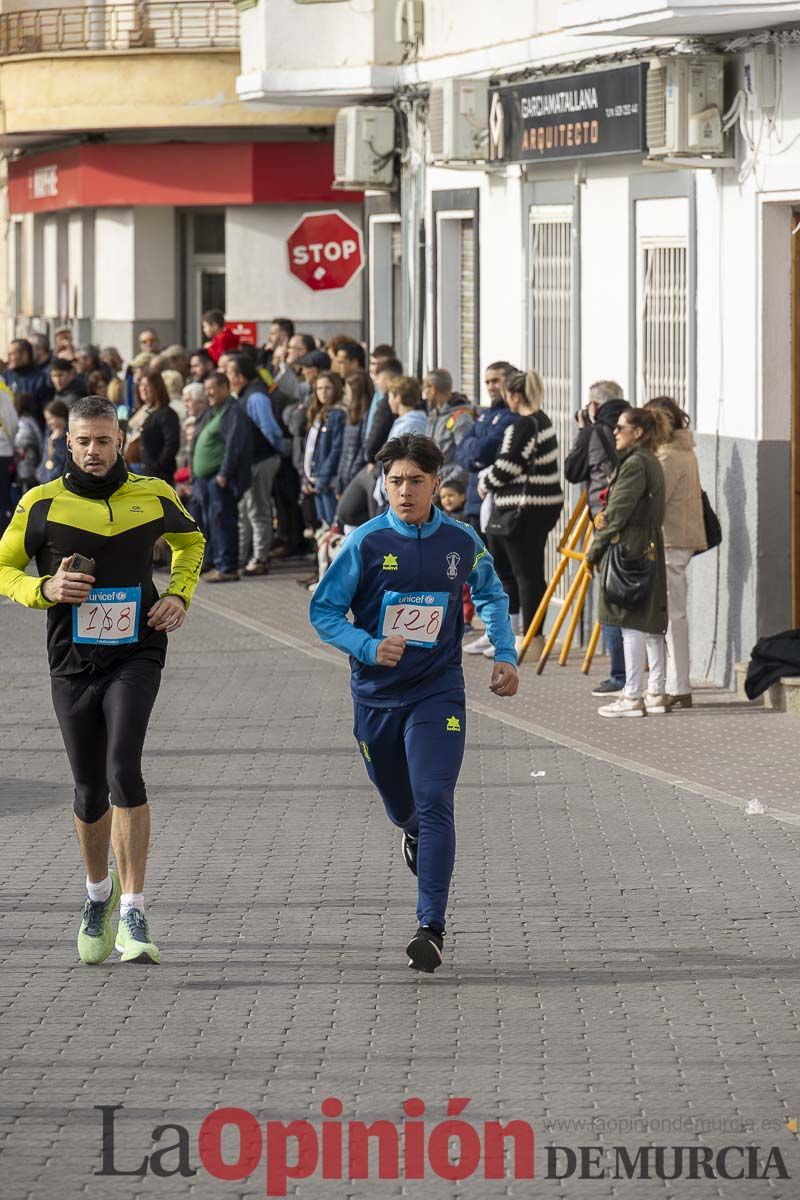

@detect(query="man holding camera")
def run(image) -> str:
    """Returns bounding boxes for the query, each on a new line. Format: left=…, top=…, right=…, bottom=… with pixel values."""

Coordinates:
left=564, top=380, right=628, bottom=696
left=0, top=396, right=205, bottom=966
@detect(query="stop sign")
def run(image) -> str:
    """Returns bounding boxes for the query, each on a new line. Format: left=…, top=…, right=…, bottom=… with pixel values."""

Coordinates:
left=287, top=210, right=364, bottom=292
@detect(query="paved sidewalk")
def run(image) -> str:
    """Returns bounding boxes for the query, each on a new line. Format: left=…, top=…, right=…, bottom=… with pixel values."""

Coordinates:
left=202, top=564, right=800, bottom=820
left=1, top=586, right=799, bottom=1199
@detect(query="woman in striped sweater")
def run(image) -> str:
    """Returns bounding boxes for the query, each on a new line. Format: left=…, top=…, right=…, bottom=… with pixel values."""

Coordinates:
left=481, top=370, right=564, bottom=649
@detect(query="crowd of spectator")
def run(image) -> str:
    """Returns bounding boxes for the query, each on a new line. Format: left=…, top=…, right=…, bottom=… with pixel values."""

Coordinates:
left=0, top=310, right=711, bottom=714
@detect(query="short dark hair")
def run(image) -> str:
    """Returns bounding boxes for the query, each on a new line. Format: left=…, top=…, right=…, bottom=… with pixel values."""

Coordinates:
left=376, top=357, right=403, bottom=378
left=68, top=396, right=119, bottom=426
left=293, top=333, right=316, bottom=354
left=371, top=343, right=396, bottom=359
left=93, top=361, right=113, bottom=384
left=207, top=371, right=229, bottom=389
left=486, top=361, right=515, bottom=375
left=51, top=356, right=75, bottom=373
left=14, top=392, right=37, bottom=418
left=337, top=341, right=366, bottom=368
left=202, top=309, right=226, bottom=329
left=272, top=317, right=295, bottom=338
left=11, top=338, right=32, bottom=360
left=79, top=343, right=101, bottom=367
left=376, top=433, right=444, bottom=476
left=190, top=348, right=214, bottom=365
left=45, top=398, right=69, bottom=421
left=226, top=352, right=256, bottom=382
left=439, top=478, right=466, bottom=495
left=31, top=333, right=50, bottom=353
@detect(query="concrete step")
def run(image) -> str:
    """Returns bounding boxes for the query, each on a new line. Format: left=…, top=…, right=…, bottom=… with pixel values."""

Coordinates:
left=735, top=662, right=800, bottom=715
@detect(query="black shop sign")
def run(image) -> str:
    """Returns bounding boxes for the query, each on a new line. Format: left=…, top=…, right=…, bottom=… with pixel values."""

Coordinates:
left=488, top=64, right=647, bottom=163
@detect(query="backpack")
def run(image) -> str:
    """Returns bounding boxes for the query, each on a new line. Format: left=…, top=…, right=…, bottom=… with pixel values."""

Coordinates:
left=563, top=422, right=616, bottom=485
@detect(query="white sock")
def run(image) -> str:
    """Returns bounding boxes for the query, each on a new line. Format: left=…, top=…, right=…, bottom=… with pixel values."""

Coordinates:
left=120, top=892, right=145, bottom=917
left=511, top=612, right=523, bottom=635
left=87, top=874, right=112, bottom=903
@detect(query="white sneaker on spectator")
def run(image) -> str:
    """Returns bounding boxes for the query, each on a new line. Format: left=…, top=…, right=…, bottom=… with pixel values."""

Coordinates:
left=644, top=692, right=670, bottom=714
left=598, top=696, right=646, bottom=718
left=483, top=644, right=496, bottom=659
left=464, top=633, right=491, bottom=655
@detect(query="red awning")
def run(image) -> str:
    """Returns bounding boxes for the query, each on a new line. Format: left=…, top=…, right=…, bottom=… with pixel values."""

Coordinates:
left=8, top=141, right=361, bottom=213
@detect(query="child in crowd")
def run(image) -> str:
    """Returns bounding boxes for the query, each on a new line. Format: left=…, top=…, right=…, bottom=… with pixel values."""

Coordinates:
left=438, top=479, right=476, bottom=632
left=37, top=399, right=69, bottom=484
left=202, top=309, right=239, bottom=364
left=13, top=394, right=42, bottom=495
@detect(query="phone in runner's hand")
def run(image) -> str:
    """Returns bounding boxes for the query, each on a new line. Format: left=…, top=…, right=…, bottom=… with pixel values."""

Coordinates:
left=67, top=553, right=96, bottom=575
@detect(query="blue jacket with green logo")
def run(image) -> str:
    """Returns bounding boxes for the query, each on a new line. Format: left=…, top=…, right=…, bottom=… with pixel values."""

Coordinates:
left=310, top=506, right=516, bottom=708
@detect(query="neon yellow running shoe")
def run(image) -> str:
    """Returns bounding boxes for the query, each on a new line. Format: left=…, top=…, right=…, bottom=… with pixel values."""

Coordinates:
left=77, top=869, right=121, bottom=965
left=115, top=909, right=160, bottom=964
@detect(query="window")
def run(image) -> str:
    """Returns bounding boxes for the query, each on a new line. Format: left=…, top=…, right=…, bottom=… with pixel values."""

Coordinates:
left=636, top=197, right=689, bottom=409
left=459, top=220, right=476, bottom=400
left=10, top=218, right=23, bottom=319
left=433, top=189, right=479, bottom=400
left=193, top=211, right=225, bottom=255
left=639, top=244, right=688, bottom=408
left=529, top=206, right=574, bottom=598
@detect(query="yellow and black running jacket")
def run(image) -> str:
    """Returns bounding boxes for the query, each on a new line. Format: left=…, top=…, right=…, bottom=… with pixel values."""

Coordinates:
left=0, top=471, right=205, bottom=676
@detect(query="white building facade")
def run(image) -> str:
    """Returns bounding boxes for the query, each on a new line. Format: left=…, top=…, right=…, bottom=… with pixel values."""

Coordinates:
left=237, top=0, right=800, bottom=686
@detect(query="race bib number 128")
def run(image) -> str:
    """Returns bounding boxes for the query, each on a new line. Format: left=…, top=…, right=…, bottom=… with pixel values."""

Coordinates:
left=72, top=586, right=141, bottom=646
left=379, top=591, right=449, bottom=648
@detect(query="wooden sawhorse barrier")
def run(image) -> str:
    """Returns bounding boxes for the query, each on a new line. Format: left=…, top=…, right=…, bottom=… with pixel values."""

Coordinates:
left=516, top=492, right=602, bottom=674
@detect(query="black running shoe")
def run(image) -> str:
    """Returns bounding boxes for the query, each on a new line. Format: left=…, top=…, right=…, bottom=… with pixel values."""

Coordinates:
left=401, top=831, right=419, bottom=876
left=406, top=926, right=444, bottom=973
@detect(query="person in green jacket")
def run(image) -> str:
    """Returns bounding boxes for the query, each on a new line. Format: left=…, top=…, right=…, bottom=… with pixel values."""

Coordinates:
left=585, top=406, right=671, bottom=718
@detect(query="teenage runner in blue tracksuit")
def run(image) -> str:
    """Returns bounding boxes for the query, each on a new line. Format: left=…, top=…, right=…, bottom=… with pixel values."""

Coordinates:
left=310, top=433, right=518, bottom=973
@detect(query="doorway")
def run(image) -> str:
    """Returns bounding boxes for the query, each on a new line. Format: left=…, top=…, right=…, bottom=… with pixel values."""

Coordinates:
left=792, top=210, right=800, bottom=626
left=181, top=210, right=225, bottom=347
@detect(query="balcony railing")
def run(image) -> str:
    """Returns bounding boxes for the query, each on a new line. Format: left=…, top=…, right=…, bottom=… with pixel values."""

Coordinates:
left=0, top=2, right=239, bottom=56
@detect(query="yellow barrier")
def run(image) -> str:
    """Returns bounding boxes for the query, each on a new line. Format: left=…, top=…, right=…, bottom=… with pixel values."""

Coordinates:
left=516, top=492, right=602, bottom=674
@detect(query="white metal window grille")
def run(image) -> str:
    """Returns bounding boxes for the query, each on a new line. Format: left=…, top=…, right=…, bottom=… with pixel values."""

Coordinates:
left=460, top=218, right=475, bottom=400
left=529, top=207, right=573, bottom=601
left=436, top=211, right=477, bottom=398
left=391, top=223, right=404, bottom=352
left=639, top=241, right=688, bottom=409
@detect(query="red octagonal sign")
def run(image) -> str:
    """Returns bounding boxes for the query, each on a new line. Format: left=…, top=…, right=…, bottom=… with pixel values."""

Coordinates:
left=287, top=209, right=364, bottom=292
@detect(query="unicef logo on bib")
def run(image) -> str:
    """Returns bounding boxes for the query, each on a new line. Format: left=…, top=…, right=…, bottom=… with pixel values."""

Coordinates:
left=379, top=590, right=450, bottom=649
left=72, top=585, right=142, bottom=646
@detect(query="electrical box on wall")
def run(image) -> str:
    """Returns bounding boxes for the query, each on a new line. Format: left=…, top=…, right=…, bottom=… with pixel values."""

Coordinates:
left=333, top=107, right=396, bottom=190
left=646, top=55, right=726, bottom=158
left=743, top=44, right=777, bottom=113
left=427, top=78, right=489, bottom=163
left=395, top=0, right=424, bottom=46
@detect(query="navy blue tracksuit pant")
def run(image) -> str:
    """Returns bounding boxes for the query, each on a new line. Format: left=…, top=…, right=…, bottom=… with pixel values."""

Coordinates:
left=353, top=692, right=466, bottom=933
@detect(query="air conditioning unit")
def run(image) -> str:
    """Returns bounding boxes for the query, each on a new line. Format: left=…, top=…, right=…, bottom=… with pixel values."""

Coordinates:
left=334, top=107, right=396, bottom=190
left=646, top=55, right=725, bottom=158
left=427, top=78, right=489, bottom=163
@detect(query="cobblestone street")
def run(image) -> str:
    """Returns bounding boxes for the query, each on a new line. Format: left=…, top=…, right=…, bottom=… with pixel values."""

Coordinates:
left=2, top=582, right=799, bottom=1199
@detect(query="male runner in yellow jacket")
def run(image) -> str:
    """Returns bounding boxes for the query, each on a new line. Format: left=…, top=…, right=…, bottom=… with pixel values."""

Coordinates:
left=0, top=396, right=205, bottom=965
